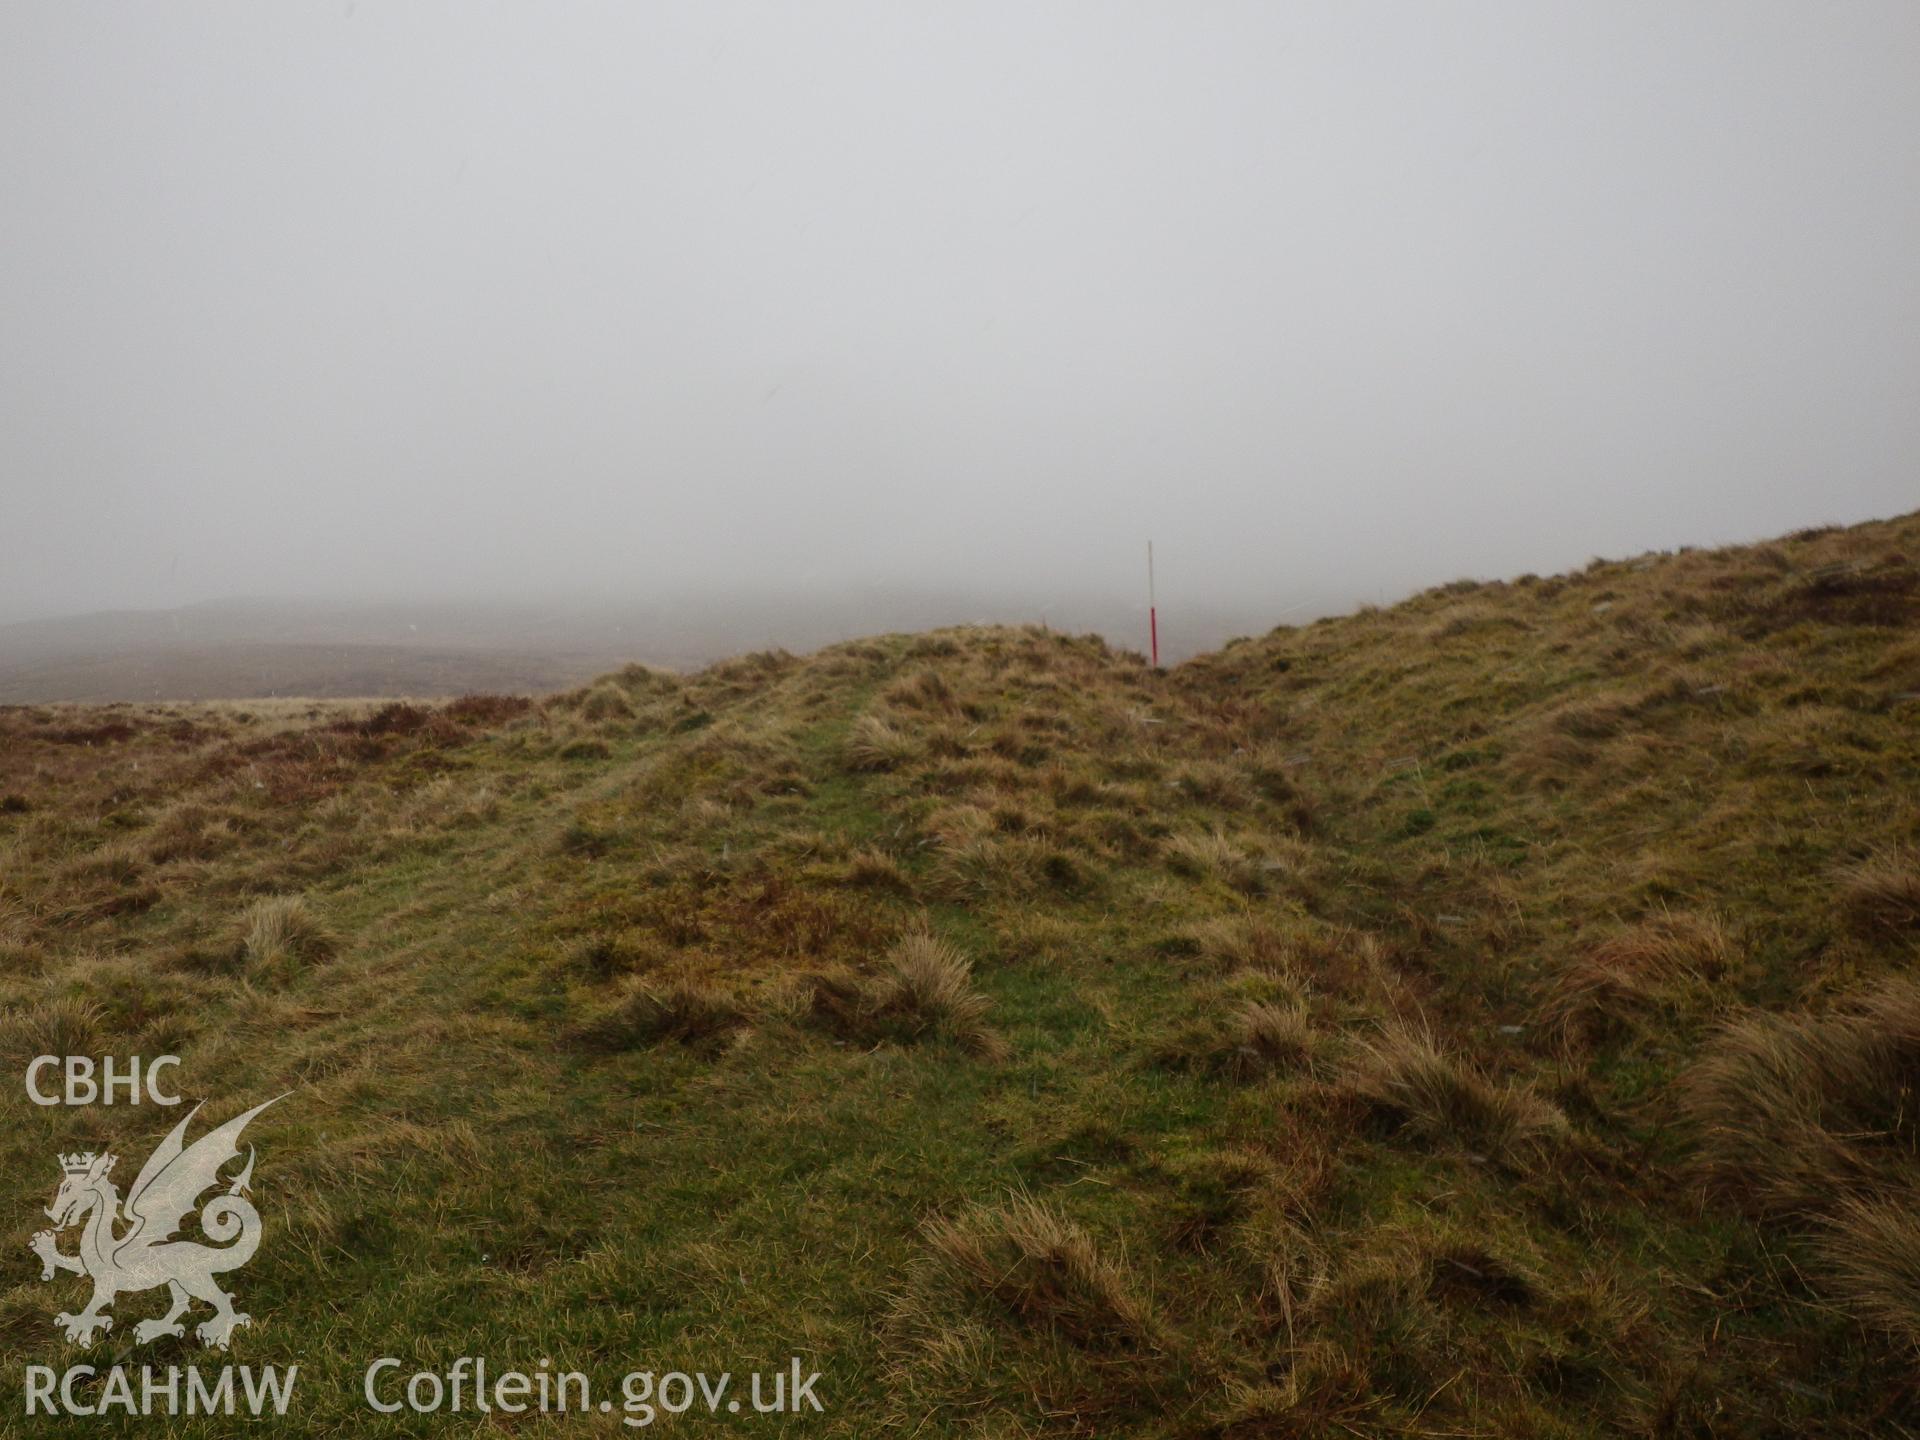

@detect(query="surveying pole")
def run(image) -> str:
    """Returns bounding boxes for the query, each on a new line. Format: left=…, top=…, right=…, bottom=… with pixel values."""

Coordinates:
left=1148, top=541, right=1159, bottom=669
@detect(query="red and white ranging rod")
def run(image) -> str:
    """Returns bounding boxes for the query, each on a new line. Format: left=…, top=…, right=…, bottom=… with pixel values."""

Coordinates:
left=1147, top=540, right=1159, bottom=669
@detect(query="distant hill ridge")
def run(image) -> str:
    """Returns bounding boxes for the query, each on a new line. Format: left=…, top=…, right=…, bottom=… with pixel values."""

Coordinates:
left=0, top=585, right=1290, bottom=702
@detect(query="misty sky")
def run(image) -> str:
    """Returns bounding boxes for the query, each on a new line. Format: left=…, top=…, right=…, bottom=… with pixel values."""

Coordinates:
left=3, top=2, right=1917, bottom=626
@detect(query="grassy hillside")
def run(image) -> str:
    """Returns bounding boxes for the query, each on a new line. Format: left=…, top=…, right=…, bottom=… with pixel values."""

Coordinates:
left=2, top=512, right=1918, bottom=1436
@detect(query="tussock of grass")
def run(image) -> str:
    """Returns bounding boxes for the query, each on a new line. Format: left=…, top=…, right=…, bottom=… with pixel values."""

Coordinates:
left=1182, top=914, right=1387, bottom=991
left=931, top=833, right=1088, bottom=901
left=1543, top=911, right=1734, bottom=1042
left=795, top=934, right=1004, bottom=1058
left=844, top=713, right=918, bottom=772
left=0, top=994, right=102, bottom=1066
left=839, top=846, right=911, bottom=892
left=1813, top=1195, right=1920, bottom=1349
left=779, top=962, right=866, bottom=1029
left=0, top=886, right=37, bottom=949
left=885, top=668, right=962, bottom=714
left=144, top=800, right=243, bottom=863
left=0, top=938, right=49, bottom=975
left=869, top=935, right=989, bottom=1033
left=915, top=1195, right=1164, bottom=1351
left=1168, top=761, right=1257, bottom=811
left=565, top=930, right=664, bottom=980
left=1183, top=915, right=1265, bottom=969
left=1348, top=1021, right=1567, bottom=1160
left=59, top=838, right=146, bottom=887
left=1239, top=745, right=1317, bottom=830
left=237, top=895, right=336, bottom=975
left=574, top=681, right=635, bottom=722
left=1279, top=1220, right=1614, bottom=1422
left=1680, top=977, right=1920, bottom=1216
left=608, top=662, right=678, bottom=694
left=1163, top=829, right=1267, bottom=895
left=1156, top=996, right=1318, bottom=1080
left=571, top=977, right=751, bottom=1054
left=398, top=775, right=500, bottom=831
left=1205, top=1364, right=1378, bottom=1440
left=1229, top=1000, right=1318, bottom=1078
left=1840, top=848, right=1920, bottom=932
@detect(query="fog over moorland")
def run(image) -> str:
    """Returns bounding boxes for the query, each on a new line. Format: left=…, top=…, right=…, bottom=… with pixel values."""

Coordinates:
left=3, top=3, right=1917, bottom=663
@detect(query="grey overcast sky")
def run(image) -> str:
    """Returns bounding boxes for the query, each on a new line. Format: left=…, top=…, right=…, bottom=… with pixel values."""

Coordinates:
left=2, top=1, right=1916, bottom=625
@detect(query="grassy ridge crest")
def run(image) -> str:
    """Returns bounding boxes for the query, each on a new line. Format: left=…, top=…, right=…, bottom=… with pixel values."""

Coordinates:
left=1, top=512, right=1917, bottom=1434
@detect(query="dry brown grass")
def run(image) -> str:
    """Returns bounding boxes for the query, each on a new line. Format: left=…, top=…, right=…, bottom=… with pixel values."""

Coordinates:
left=839, top=846, right=912, bottom=893
left=1238, top=745, right=1317, bottom=831
left=1348, top=1020, right=1567, bottom=1161
left=931, top=833, right=1087, bottom=901
left=1182, top=914, right=1388, bottom=994
left=1542, top=911, right=1735, bottom=1043
left=782, top=934, right=1005, bottom=1059
left=57, top=837, right=147, bottom=888
left=144, top=800, right=245, bottom=863
left=1185, top=914, right=1297, bottom=974
left=1229, top=1000, right=1318, bottom=1078
left=1168, top=761, right=1258, bottom=812
left=1679, top=976, right=1920, bottom=1217
left=0, top=886, right=34, bottom=949
left=844, top=713, right=919, bottom=772
left=0, top=994, right=102, bottom=1067
left=1813, top=1195, right=1920, bottom=1350
left=1155, top=992, right=1319, bottom=1081
left=916, top=1194, right=1165, bottom=1352
left=572, top=977, right=751, bottom=1054
left=860, top=934, right=1003, bottom=1058
left=1163, top=829, right=1268, bottom=895
left=1274, top=1218, right=1619, bottom=1427
left=237, top=894, right=337, bottom=976
left=1839, top=848, right=1920, bottom=933
left=885, top=668, right=963, bottom=715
